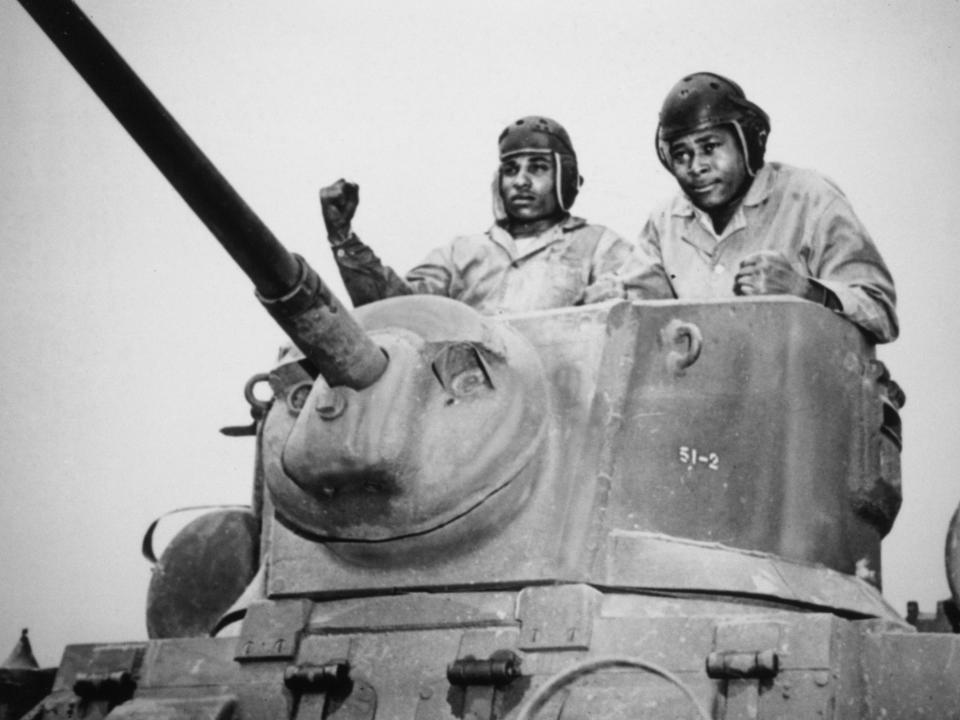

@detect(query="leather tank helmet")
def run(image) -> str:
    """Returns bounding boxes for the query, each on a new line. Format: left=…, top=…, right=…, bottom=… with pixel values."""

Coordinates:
left=656, top=72, right=771, bottom=176
left=497, top=116, right=583, bottom=214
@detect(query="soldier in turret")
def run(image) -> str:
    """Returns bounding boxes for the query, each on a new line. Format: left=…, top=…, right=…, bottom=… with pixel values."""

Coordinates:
left=636, top=72, right=898, bottom=345
left=320, top=116, right=662, bottom=313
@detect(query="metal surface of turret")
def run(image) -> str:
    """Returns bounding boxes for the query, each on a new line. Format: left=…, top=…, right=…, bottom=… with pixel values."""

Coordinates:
left=12, top=0, right=960, bottom=718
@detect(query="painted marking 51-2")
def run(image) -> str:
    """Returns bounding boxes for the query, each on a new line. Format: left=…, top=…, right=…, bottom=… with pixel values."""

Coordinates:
left=679, top=446, right=720, bottom=471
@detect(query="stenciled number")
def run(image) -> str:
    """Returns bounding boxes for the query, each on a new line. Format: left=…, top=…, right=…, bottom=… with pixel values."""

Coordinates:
left=678, top=445, right=720, bottom=471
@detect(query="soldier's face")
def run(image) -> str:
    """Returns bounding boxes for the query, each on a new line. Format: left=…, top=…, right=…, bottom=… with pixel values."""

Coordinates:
left=499, top=154, right=559, bottom=222
left=666, top=126, right=750, bottom=212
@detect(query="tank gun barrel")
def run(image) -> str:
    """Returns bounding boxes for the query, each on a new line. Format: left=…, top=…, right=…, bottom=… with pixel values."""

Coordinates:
left=17, top=0, right=387, bottom=389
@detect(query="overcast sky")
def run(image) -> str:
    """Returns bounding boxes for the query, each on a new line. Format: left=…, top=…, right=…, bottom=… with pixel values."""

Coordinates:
left=3, top=0, right=960, bottom=664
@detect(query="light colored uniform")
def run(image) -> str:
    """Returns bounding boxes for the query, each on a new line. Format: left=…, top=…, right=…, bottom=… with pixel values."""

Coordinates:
left=333, top=215, right=658, bottom=314
left=635, top=162, right=898, bottom=343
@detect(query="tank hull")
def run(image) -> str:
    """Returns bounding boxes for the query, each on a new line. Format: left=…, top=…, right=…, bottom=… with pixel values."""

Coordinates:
left=25, top=586, right=960, bottom=719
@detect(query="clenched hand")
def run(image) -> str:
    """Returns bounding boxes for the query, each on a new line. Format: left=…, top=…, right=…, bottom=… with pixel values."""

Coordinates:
left=320, top=179, right=360, bottom=243
left=733, top=250, right=810, bottom=298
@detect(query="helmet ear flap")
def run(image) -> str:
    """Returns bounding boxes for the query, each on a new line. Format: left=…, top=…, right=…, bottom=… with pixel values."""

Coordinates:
left=491, top=170, right=508, bottom=223
left=740, top=114, right=770, bottom=173
left=655, top=125, right=671, bottom=171
left=557, top=153, right=581, bottom=209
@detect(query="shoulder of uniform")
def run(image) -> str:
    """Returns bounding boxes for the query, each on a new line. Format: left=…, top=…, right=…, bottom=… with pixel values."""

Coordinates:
left=420, top=232, right=488, bottom=261
left=560, top=214, right=589, bottom=231
left=444, top=226, right=497, bottom=243
left=764, top=162, right=849, bottom=202
left=454, top=230, right=491, bottom=242
left=645, top=190, right=692, bottom=220
left=566, top=218, right=608, bottom=234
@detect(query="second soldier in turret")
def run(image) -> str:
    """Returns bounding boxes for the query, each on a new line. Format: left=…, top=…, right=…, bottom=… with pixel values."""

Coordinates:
left=636, top=72, right=898, bottom=345
left=320, top=116, right=657, bottom=313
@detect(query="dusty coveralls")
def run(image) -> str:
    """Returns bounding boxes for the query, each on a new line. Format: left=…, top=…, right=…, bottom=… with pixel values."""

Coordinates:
left=332, top=215, right=655, bottom=314
left=635, top=162, right=898, bottom=344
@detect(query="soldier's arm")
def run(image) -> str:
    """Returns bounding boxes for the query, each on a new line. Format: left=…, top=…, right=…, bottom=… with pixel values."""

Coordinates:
left=320, top=179, right=413, bottom=307
left=404, top=244, right=461, bottom=298
left=329, top=233, right=414, bottom=307
left=806, top=197, right=898, bottom=343
left=615, top=219, right=678, bottom=301
left=582, top=225, right=676, bottom=304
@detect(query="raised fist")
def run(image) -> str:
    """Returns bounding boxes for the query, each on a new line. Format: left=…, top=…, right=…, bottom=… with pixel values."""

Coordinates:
left=319, top=179, right=359, bottom=242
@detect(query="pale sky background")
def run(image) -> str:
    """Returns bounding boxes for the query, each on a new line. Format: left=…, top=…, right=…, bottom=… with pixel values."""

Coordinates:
left=2, top=0, right=959, bottom=665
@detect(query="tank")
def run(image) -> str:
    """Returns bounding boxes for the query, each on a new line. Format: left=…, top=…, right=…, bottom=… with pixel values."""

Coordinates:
left=8, top=1, right=960, bottom=718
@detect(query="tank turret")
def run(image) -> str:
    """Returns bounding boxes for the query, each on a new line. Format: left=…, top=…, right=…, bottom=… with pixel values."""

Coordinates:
left=14, top=1, right=960, bottom=718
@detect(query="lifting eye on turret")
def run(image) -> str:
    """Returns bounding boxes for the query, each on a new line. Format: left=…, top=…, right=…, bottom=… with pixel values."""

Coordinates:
left=431, top=342, right=494, bottom=399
